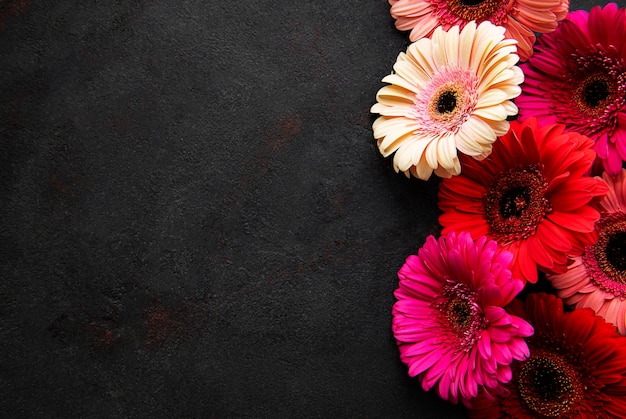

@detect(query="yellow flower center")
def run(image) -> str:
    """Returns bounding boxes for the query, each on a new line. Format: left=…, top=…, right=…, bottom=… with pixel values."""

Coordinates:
left=429, top=83, right=463, bottom=120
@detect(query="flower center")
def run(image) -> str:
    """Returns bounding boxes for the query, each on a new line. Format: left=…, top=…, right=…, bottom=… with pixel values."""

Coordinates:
left=517, top=352, right=583, bottom=417
left=585, top=214, right=626, bottom=297
left=483, top=164, right=551, bottom=244
left=607, top=230, right=626, bottom=272
left=437, top=281, right=484, bottom=350
left=574, top=73, right=614, bottom=115
left=429, top=84, right=463, bottom=121
left=443, top=0, right=506, bottom=23
left=556, top=50, right=626, bottom=137
left=413, top=68, right=479, bottom=135
left=447, top=295, right=472, bottom=329
left=436, top=90, right=458, bottom=114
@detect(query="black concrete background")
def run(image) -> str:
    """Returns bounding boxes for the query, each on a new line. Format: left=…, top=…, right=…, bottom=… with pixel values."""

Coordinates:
left=0, top=0, right=621, bottom=417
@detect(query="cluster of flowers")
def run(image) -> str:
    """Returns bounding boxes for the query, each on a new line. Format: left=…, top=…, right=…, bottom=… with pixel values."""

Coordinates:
left=371, top=1, right=626, bottom=416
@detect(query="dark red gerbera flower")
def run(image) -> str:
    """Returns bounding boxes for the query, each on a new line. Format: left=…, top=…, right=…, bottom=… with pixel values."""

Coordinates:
left=468, top=293, right=626, bottom=418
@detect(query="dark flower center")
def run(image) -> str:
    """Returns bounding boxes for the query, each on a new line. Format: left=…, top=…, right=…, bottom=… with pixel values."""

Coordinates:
left=517, top=353, right=582, bottom=417
left=582, top=78, right=610, bottom=108
left=445, top=0, right=504, bottom=22
left=460, top=0, right=485, bottom=6
left=607, top=230, right=626, bottom=272
left=586, top=215, right=626, bottom=296
left=436, top=90, right=458, bottom=114
left=573, top=72, right=615, bottom=117
left=484, top=164, right=551, bottom=244
left=499, top=187, right=529, bottom=218
left=447, top=295, right=472, bottom=329
left=437, top=281, right=484, bottom=350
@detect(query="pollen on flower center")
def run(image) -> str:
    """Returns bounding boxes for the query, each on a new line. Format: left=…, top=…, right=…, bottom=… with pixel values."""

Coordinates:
left=444, top=0, right=505, bottom=23
left=428, top=84, right=464, bottom=121
left=574, top=73, right=614, bottom=115
left=447, top=295, right=472, bottom=328
left=517, top=352, right=583, bottom=417
left=483, top=164, right=551, bottom=244
left=586, top=214, right=626, bottom=296
left=438, top=281, right=484, bottom=349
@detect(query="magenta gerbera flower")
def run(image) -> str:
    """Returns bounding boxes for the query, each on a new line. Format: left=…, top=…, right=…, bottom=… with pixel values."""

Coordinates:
left=547, top=168, right=626, bottom=334
left=392, top=231, right=533, bottom=404
left=517, top=3, right=626, bottom=175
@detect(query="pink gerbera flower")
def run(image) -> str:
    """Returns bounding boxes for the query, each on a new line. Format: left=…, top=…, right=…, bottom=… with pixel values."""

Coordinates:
left=392, top=231, right=533, bottom=404
left=388, top=0, right=569, bottom=61
left=438, top=118, right=608, bottom=283
left=548, top=169, right=626, bottom=334
left=517, top=3, right=626, bottom=175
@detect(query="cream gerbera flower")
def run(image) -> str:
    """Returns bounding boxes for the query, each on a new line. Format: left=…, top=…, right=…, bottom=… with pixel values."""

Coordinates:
left=371, top=21, right=523, bottom=180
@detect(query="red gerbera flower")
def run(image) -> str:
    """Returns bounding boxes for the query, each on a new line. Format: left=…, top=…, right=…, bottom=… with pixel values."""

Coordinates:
left=517, top=3, right=626, bottom=175
left=438, top=118, right=608, bottom=283
left=392, top=231, right=533, bottom=405
left=468, top=293, right=626, bottom=418
left=548, top=168, right=626, bottom=334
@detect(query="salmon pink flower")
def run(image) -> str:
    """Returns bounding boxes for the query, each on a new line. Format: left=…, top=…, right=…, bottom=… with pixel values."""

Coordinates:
left=392, top=231, right=533, bottom=404
left=517, top=3, right=626, bottom=175
left=388, top=0, right=569, bottom=61
left=468, top=293, right=626, bottom=418
left=548, top=169, right=626, bottom=334
left=438, top=118, right=608, bottom=283
left=371, top=21, right=523, bottom=180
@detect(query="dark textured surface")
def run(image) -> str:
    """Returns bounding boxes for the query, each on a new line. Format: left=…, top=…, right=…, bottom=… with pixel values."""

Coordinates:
left=0, top=0, right=620, bottom=417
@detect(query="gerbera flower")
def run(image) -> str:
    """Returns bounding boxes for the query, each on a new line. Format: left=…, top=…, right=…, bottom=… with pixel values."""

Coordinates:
left=438, top=118, right=608, bottom=283
left=388, top=0, right=569, bottom=61
left=517, top=3, right=626, bottom=176
left=468, top=293, right=626, bottom=418
left=371, top=21, right=523, bottom=180
left=392, top=231, right=533, bottom=404
left=547, top=169, right=626, bottom=334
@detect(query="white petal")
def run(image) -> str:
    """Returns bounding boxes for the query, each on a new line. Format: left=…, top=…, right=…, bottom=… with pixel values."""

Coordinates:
left=458, top=22, right=477, bottom=69
left=444, top=25, right=460, bottom=67
left=436, top=134, right=458, bottom=170
left=475, top=89, right=508, bottom=108
left=473, top=104, right=507, bottom=121
left=381, top=73, right=425, bottom=93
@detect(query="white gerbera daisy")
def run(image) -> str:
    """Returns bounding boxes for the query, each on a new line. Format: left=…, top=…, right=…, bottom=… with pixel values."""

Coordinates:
left=371, top=21, right=523, bottom=180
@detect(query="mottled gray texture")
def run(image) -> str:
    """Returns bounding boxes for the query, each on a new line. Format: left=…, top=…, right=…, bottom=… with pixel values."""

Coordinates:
left=0, top=0, right=621, bottom=417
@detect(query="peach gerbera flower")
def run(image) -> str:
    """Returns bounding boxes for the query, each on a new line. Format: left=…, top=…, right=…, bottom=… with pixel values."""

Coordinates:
left=388, top=0, right=569, bottom=61
left=371, top=21, right=523, bottom=180
left=547, top=169, right=626, bottom=334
